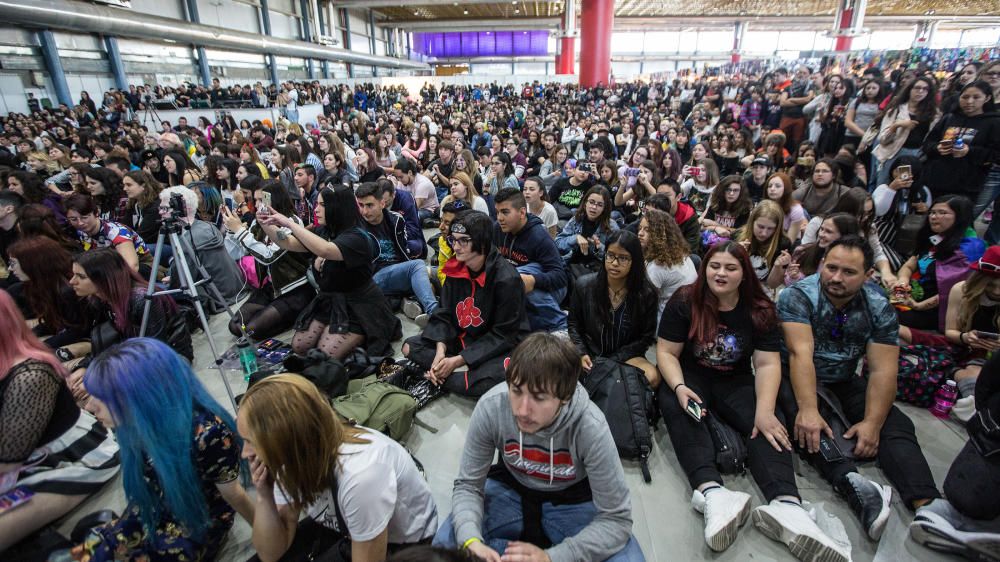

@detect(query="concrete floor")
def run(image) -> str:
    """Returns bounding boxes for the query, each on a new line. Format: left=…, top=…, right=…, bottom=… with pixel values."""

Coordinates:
left=50, top=230, right=963, bottom=561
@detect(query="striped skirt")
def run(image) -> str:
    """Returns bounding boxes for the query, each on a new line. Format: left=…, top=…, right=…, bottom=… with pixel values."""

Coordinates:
left=17, top=409, right=120, bottom=496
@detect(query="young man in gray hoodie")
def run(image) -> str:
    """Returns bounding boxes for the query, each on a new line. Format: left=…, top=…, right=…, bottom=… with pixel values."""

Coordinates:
left=433, top=333, right=645, bottom=562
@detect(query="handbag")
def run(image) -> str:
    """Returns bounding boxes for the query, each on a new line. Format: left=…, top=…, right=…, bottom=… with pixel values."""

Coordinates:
left=705, top=412, right=748, bottom=475
left=857, top=124, right=879, bottom=153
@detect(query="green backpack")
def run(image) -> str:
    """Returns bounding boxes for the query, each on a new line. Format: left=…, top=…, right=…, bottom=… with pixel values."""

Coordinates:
left=330, top=375, right=417, bottom=441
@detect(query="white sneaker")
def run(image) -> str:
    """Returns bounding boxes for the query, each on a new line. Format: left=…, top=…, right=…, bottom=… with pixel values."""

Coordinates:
left=951, top=395, right=976, bottom=424
left=402, top=298, right=423, bottom=320
left=910, top=498, right=1000, bottom=561
left=415, top=313, right=429, bottom=329
left=691, top=487, right=751, bottom=551
left=753, top=500, right=852, bottom=562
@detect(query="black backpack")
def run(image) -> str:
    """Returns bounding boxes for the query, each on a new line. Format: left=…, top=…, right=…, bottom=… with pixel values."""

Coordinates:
left=581, top=358, right=657, bottom=482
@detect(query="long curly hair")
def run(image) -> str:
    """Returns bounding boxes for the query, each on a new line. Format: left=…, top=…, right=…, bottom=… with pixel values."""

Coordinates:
left=641, top=207, right=689, bottom=267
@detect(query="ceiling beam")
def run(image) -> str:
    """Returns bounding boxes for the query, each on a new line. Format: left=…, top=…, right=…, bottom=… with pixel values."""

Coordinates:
left=333, top=0, right=556, bottom=8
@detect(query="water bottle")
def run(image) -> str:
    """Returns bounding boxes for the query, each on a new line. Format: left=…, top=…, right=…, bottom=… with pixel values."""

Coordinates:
left=237, top=337, right=258, bottom=381
left=954, top=137, right=965, bottom=150
left=929, top=380, right=958, bottom=418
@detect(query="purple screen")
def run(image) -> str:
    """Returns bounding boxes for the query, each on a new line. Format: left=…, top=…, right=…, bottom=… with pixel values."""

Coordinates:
left=413, top=31, right=550, bottom=57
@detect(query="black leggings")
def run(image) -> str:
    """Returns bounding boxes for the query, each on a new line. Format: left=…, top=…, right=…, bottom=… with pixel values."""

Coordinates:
left=228, top=284, right=314, bottom=340
left=943, top=440, right=1000, bottom=520
left=778, top=374, right=941, bottom=508
left=658, top=371, right=799, bottom=502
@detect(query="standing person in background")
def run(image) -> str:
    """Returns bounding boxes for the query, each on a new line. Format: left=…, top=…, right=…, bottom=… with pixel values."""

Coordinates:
left=871, top=76, right=941, bottom=189
left=778, top=66, right=815, bottom=151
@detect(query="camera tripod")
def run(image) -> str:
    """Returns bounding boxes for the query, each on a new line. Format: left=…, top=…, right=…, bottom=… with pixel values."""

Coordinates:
left=141, top=96, right=163, bottom=130
left=139, top=214, right=244, bottom=410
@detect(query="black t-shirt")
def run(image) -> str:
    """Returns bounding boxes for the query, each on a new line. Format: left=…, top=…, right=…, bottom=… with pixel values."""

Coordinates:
left=658, top=293, right=781, bottom=378
left=364, top=219, right=401, bottom=270
left=315, top=227, right=377, bottom=292
left=549, top=177, right=593, bottom=209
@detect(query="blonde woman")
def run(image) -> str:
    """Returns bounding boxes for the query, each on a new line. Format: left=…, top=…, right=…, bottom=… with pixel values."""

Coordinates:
left=239, top=374, right=437, bottom=562
left=735, top=200, right=792, bottom=290
left=441, top=171, right=489, bottom=214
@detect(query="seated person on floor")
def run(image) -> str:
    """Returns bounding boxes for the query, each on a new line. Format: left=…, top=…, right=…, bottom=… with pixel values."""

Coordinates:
left=494, top=188, right=569, bottom=333
left=909, top=350, right=1000, bottom=561
left=548, top=158, right=594, bottom=219
left=240, top=374, right=438, bottom=562
left=65, top=248, right=192, bottom=402
left=432, top=200, right=471, bottom=288
left=779, top=236, right=943, bottom=542
left=433, top=332, right=646, bottom=562
left=403, top=211, right=530, bottom=398
left=393, top=158, right=440, bottom=225
left=555, top=186, right=619, bottom=280
left=0, top=291, right=119, bottom=554
left=222, top=180, right=313, bottom=339
left=356, top=182, right=436, bottom=324
left=894, top=194, right=984, bottom=332
left=656, top=241, right=847, bottom=559
left=733, top=200, right=793, bottom=290
left=64, top=193, right=153, bottom=276
left=377, top=177, right=427, bottom=259
left=568, top=230, right=659, bottom=387
left=258, top=184, right=401, bottom=359
left=8, top=236, right=92, bottom=352
left=698, top=175, right=752, bottom=243
left=637, top=206, right=698, bottom=320
left=159, top=186, right=245, bottom=311
left=624, top=185, right=700, bottom=256
left=70, top=338, right=253, bottom=561
left=784, top=213, right=859, bottom=287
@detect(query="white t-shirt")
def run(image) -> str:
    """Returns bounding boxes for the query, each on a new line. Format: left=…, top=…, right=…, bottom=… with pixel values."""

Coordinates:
left=274, top=428, right=437, bottom=543
left=404, top=174, right=439, bottom=211
left=646, top=258, right=698, bottom=321
left=286, top=88, right=299, bottom=111
left=530, top=202, right=559, bottom=234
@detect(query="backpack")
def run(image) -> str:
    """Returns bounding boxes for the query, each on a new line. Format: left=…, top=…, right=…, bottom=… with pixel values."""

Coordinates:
left=581, top=358, right=657, bottom=482
left=330, top=375, right=417, bottom=441
left=705, top=413, right=748, bottom=475
left=892, top=344, right=955, bottom=407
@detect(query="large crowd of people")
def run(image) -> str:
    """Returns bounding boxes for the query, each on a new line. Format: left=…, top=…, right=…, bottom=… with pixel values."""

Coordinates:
left=2, top=55, right=1000, bottom=562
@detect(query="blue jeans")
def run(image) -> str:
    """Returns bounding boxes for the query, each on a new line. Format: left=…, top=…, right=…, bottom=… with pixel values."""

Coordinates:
left=417, top=207, right=437, bottom=224
left=374, top=260, right=438, bottom=314
left=433, top=479, right=645, bottom=561
left=285, top=108, right=299, bottom=123
left=517, top=262, right=567, bottom=332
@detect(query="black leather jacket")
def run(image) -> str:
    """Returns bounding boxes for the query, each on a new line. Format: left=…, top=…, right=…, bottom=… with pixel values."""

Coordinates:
left=567, top=272, right=657, bottom=362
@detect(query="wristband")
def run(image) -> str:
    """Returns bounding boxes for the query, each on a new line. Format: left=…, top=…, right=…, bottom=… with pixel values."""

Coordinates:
left=960, top=332, right=968, bottom=345
left=672, top=382, right=686, bottom=393
left=463, top=537, right=482, bottom=550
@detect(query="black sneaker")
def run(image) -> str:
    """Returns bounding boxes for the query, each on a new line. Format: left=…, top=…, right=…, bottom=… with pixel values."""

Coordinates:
left=836, top=471, right=892, bottom=541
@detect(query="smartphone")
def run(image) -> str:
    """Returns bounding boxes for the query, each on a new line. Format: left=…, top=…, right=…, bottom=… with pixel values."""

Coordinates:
left=976, top=331, right=1000, bottom=341
left=685, top=398, right=703, bottom=422
left=0, top=486, right=34, bottom=515
left=939, top=138, right=954, bottom=149
left=819, top=438, right=845, bottom=462
left=625, top=167, right=641, bottom=177
left=682, top=165, right=696, bottom=176
left=257, top=338, right=284, bottom=351
left=796, top=156, right=815, bottom=167
left=896, top=165, right=912, bottom=181
left=261, top=191, right=272, bottom=213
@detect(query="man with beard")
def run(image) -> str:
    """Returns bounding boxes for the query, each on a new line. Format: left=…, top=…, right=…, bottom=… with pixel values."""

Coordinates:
left=792, top=158, right=850, bottom=217
left=778, top=236, right=941, bottom=544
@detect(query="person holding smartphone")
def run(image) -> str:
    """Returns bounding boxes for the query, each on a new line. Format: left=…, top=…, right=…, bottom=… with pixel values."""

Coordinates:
left=656, top=242, right=846, bottom=558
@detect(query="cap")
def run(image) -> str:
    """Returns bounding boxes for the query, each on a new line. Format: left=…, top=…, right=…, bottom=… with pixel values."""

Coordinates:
left=970, top=246, right=1000, bottom=276
left=751, top=156, right=771, bottom=167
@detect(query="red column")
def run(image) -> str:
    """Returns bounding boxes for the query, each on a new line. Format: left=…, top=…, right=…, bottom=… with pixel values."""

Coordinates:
left=557, top=36, right=576, bottom=74
left=579, top=0, right=614, bottom=87
left=835, top=9, right=854, bottom=51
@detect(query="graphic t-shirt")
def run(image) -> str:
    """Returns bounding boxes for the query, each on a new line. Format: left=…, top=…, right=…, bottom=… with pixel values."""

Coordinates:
left=777, top=274, right=898, bottom=383
left=365, top=219, right=399, bottom=269
left=658, top=292, right=780, bottom=378
left=77, top=220, right=149, bottom=256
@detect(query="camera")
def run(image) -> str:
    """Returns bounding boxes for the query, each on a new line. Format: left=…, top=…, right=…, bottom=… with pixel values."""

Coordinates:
left=167, top=193, right=187, bottom=220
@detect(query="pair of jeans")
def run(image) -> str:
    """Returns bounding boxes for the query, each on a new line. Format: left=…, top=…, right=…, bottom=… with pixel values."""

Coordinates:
left=417, top=207, right=437, bottom=224
left=374, top=260, right=438, bottom=314
left=517, top=262, right=567, bottom=332
left=285, top=109, right=299, bottom=123
left=433, top=479, right=645, bottom=561
left=658, top=371, right=799, bottom=502
left=779, top=374, right=941, bottom=508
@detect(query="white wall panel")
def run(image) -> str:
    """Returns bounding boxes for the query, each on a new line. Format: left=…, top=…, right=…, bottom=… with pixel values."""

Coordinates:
left=270, top=13, right=301, bottom=40
left=514, top=62, right=546, bottom=74
left=196, top=0, right=260, bottom=32
left=129, top=0, right=185, bottom=20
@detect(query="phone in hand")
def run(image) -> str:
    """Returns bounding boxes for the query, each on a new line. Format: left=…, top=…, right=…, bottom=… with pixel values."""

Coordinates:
left=896, top=165, right=912, bottom=181
left=625, top=167, right=641, bottom=177
left=686, top=398, right=703, bottom=422
left=260, top=191, right=272, bottom=213
left=682, top=165, right=696, bottom=177
left=976, top=331, right=1000, bottom=341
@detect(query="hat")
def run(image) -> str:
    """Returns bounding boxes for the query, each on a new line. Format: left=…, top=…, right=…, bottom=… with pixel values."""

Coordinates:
left=751, top=156, right=771, bottom=167
left=970, top=246, right=1000, bottom=276
left=140, top=149, right=158, bottom=162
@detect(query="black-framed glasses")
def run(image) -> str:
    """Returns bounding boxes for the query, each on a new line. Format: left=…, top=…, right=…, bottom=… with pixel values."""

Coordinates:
left=606, top=253, right=632, bottom=265
left=447, top=235, right=472, bottom=248
left=829, top=309, right=849, bottom=340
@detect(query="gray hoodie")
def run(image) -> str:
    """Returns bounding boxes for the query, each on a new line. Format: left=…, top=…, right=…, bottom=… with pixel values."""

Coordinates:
left=451, top=383, right=633, bottom=562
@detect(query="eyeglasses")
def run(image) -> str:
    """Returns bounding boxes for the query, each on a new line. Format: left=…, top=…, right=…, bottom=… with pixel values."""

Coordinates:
left=829, top=309, right=849, bottom=340
left=983, top=71, right=1000, bottom=78
left=447, top=235, right=472, bottom=248
left=724, top=188, right=741, bottom=194
left=606, top=253, right=632, bottom=265
left=585, top=199, right=605, bottom=208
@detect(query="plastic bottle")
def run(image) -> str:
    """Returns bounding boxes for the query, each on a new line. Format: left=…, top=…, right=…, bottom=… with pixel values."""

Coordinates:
left=237, top=337, right=258, bottom=381
left=954, top=137, right=965, bottom=150
left=929, top=380, right=958, bottom=418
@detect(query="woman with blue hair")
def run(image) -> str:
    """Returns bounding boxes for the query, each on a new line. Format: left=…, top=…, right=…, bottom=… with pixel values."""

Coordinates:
left=71, top=338, right=253, bottom=561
